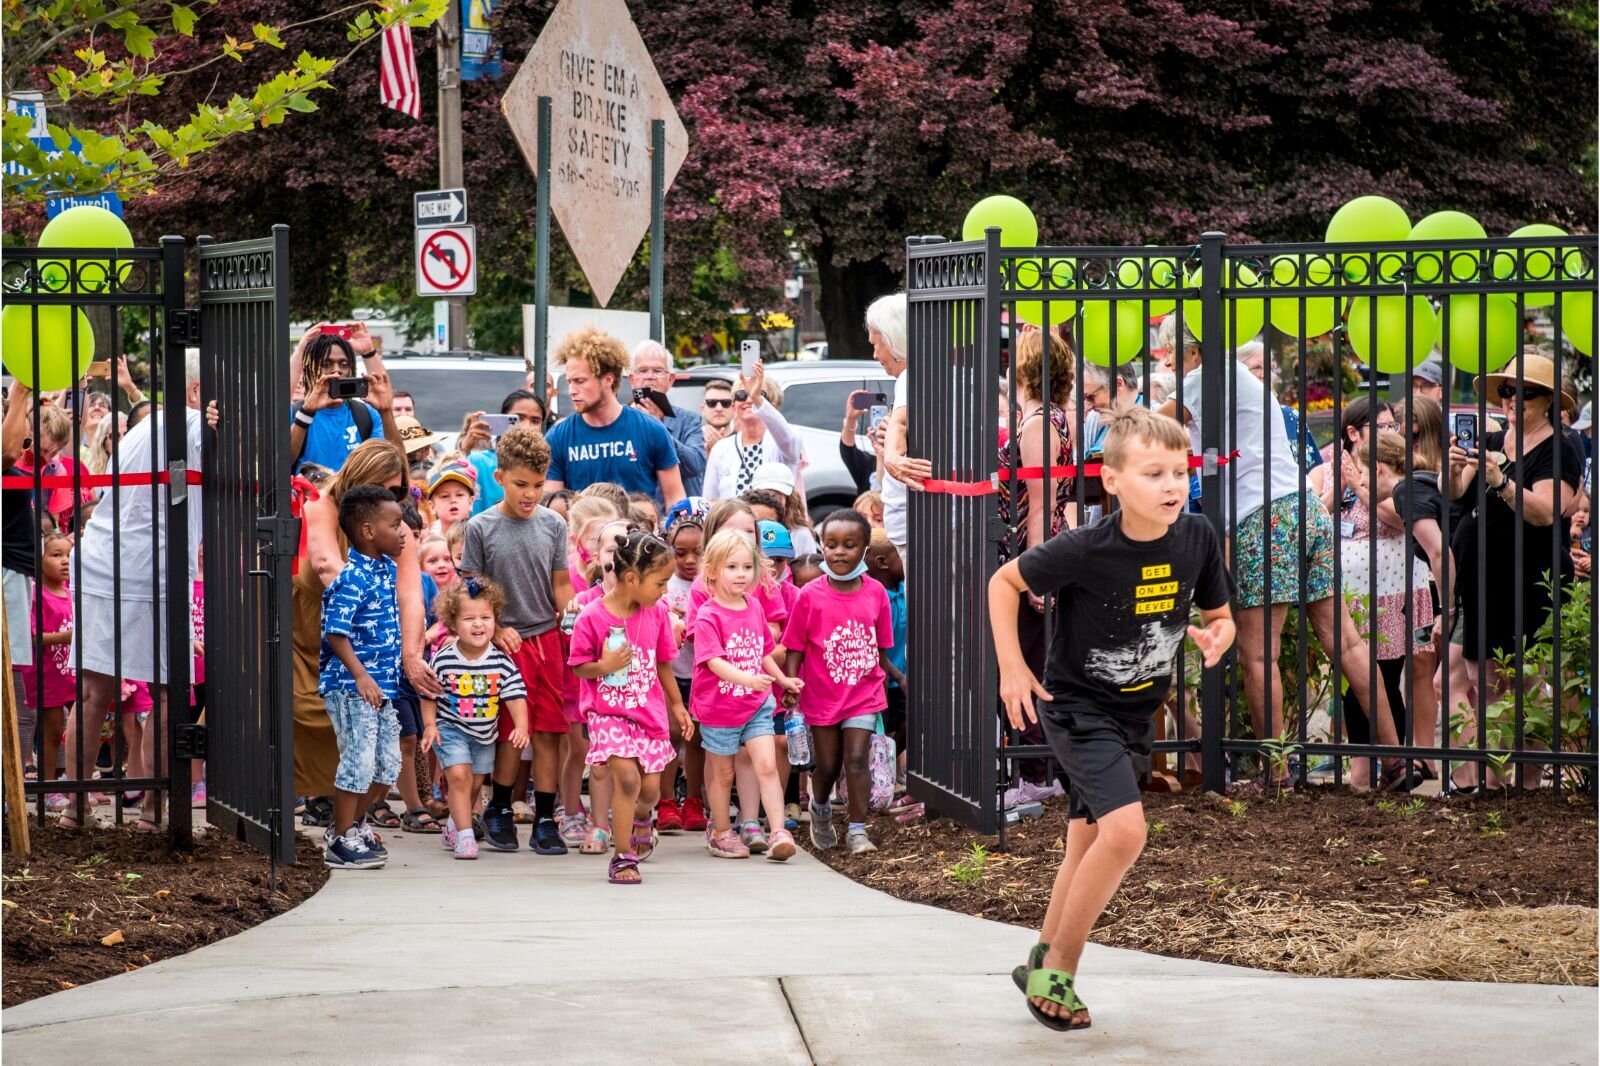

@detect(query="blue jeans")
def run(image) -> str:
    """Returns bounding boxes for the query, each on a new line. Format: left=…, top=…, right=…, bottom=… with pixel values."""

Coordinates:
left=699, top=698, right=778, bottom=756
left=325, top=690, right=401, bottom=794
left=432, top=721, right=496, bottom=775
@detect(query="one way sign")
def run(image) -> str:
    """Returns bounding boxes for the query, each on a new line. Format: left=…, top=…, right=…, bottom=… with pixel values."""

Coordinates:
left=414, top=188, right=467, bottom=227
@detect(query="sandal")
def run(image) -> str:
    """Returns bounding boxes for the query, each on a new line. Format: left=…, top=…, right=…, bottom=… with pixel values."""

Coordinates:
left=1024, top=968, right=1091, bottom=1031
left=367, top=801, right=402, bottom=829
left=1011, top=941, right=1048, bottom=993
left=631, top=817, right=656, bottom=863
left=580, top=826, right=613, bottom=855
left=607, top=851, right=643, bottom=885
left=401, top=807, right=443, bottom=834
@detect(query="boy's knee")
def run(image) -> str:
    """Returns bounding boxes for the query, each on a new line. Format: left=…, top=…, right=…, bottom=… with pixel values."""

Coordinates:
left=1095, top=812, right=1147, bottom=859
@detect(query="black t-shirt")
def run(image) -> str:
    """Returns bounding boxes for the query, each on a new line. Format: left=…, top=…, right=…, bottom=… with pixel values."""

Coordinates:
left=1, top=465, right=37, bottom=578
left=1390, top=471, right=1453, bottom=565
left=1017, top=511, right=1232, bottom=722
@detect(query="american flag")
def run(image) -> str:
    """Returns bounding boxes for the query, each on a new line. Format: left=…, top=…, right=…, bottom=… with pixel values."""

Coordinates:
left=379, top=21, right=420, bottom=120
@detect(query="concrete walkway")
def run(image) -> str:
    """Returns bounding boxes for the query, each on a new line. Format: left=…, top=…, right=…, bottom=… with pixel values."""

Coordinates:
left=3, top=822, right=1595, bottom=1065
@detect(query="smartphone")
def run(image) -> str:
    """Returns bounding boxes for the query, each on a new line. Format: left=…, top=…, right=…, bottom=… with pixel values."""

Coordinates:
left=86, top=360, right=111, bottom=379
left=1452, top=412, right=1478, bottom=453
left=328, top=376, right=369, bottom=400
left=322, top=324, right=352, bottom=340
left=740, top=339, right=760, bottom=377
left=853, top=391, right=888, bottom=411
left=869, top=404, right=889, bottom=430
left=632, top=387, right=675, bottom=418
left=481, top=413, right=519, bottom=437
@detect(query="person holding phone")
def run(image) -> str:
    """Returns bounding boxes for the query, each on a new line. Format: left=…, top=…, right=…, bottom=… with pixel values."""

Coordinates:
left=289, top=323, right=398, bottom=474
left=630, top=340, right=707, bottom=497
left=700, top=362, right=805, bottom=502
left=838, top=389, right=885, bottom=496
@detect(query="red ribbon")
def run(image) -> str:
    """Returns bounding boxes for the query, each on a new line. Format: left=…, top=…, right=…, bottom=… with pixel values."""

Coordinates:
left=922, top=451, right=1239, bottom=497
left=1, top=470, right=204, bottom=489
left=289, top=475, right=319, bottom=576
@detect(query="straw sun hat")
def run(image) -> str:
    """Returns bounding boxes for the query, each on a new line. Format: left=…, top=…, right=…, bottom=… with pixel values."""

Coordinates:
left=1475, top=354, right=1577, bottom=414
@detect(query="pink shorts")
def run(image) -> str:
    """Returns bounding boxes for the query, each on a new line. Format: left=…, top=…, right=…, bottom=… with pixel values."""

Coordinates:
left=119, top=680, right=153, bottom=717
left=585, top=713, right=675, bottom=774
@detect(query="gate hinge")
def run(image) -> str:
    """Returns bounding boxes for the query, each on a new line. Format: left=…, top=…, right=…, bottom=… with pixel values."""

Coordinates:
left=258, top=514, right=301, bottom=558
left=986, top=517, right=1012, bottom=544
left=175, top=722, right=207, bottom=761
left=166, top=307, right=201, bottom=346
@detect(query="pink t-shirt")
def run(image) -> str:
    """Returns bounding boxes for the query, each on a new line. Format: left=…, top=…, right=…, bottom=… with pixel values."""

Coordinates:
left=780, top=576, right=893, bottom=727
left=776, top=571, right=800, bottom=618
left=691, top=596, right=775, bottom=728
left=19, top=585, right=74, bottom=707
left=191, top=579, right=205, bottom=687
left=567, top=552, right=591, bottom=594
left=568, top=598, right=676, bottom=738
left=567, top=584, right=608, bottom=713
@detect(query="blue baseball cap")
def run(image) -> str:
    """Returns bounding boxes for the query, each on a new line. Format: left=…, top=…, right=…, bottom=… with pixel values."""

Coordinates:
left=757, top=520, right=795, bottom=559
left=665, top=495, right=711, bottom=530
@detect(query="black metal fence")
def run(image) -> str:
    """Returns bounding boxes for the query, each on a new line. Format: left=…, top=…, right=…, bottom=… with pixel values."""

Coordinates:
left=904, top=229, right=1599, bottom=834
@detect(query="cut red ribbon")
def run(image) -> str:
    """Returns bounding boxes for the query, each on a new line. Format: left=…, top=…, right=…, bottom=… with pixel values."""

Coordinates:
left=1, top=470, right=204, bottom=489
left=922, top=451, right=1239, bottom=496
left=289, top=475, right=319, bottom=576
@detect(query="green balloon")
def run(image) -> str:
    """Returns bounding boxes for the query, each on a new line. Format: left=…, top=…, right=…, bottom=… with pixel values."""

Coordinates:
left=1442, top=294, right=1519, bottom=374
left=1326, top=196, right=1411, bottom=283
left=1559, top=290, right=1595, bottom=357
left=1407, top=211, right=1487, bottom=284
left=1077, top=300, right=1146, bottom=367
left=1013, top=257, right=1078, bottom=327
left=1115, top=255, right=1177, bottom=315
left=962, top=195, right=1037, bottom=247
left=1, top=304, right=95, bottom=389
left=1490, top=223, right=1573, bottom=308
left=1181, top=263, right=1265, bottom=344
left=1267, top=254, right=1339, bottom=337
left=38, top=205, right=135, bottom=294
left=1346, top=295, right=1438, bottom=375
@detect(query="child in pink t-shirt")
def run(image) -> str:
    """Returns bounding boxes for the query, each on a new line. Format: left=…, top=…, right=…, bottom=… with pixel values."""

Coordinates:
left=781, top=509, right=900, bottom=855
left=19, top=533, right=75, bottom=809
left=658, top=515, right=704, bottom=835
left=692, top=530, right=803, bottom=862
left=568, top=529, right=690, bottom=885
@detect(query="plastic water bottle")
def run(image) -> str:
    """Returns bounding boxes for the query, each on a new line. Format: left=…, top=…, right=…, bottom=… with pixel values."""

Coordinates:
left=602, top=625, right=629, bottom=687
left=785, top=712, right=813, bottom=768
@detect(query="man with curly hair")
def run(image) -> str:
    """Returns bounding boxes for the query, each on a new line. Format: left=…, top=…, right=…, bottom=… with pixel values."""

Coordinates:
left=544, top=325, right=686, bottom=509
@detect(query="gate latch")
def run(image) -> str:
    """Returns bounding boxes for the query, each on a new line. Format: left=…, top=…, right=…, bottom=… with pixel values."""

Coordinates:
left=258, top=514, right=301, bottom=558
left=167, top=308, right=201, bottom=346
left=1202, top=448, right=1220, bottom=476
left=175, top=723, right=207, bottom=761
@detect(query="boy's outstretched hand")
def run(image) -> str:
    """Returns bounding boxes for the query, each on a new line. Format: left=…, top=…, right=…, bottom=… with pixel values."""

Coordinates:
left=998, top=663, right=1052, bottom=730
left=1188, top=618, right=1235, bottom=668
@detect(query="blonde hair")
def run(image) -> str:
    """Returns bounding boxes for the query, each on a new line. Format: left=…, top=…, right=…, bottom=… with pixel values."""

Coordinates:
left=1354, top=428, right=1408, bottom=473
left=87, top=413, right=119, bottom=475
left=417, top=534, right=449, bottom=563
left=556, top=324, right=629, bottom=388
left=1101, top=407, right=1190, bottom=469
left=36, top=404, right=71, bottom=448
left=1406, top=395, right=1444, bottom=474
left=328, top=439, right=408, bottom=503
left=444, top=519, right=468, bottom=554
left=853, top=489, right=884, bottom=519
left=701, top=528, right=758, bottom=591
left=567, top=496, right=621, bottom=584
left=578, top=481, right=631, bottom=516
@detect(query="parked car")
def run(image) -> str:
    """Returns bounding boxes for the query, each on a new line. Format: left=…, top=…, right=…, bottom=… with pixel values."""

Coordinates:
left=380, top=351, right=529, bottom=436
left=666, top=360, right=893, bottom=519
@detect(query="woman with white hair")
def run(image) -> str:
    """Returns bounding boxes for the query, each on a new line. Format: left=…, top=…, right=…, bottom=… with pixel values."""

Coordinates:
left=874, top=293, right=932, bottom=574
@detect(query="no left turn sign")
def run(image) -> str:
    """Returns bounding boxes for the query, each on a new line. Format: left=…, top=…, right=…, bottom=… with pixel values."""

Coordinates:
left=415, top=225, right=477, bottom=296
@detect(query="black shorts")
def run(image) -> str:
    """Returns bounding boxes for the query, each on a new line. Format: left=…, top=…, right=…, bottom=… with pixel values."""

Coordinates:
left=882, top=686, right=906, bottom=737
left=1040, top=706, right=1153, bottom=824
left=393, top=687, right=422, bottom=739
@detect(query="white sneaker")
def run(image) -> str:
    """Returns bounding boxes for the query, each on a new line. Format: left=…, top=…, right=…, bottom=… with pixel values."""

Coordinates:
left=845, top=826, right=877, bottom=854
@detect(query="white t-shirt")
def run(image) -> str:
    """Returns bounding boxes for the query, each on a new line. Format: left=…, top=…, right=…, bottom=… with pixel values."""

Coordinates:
left=74, top=407, right=205, bottom=603
left=1179, top=361, right=1300, bottom=526
left=883, top=370, right=909, bottom=545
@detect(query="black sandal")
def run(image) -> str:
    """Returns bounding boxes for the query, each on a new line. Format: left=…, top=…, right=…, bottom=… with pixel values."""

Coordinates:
left=401, top=806, right=443, bottom=833
left=367, top=801, right=403, bottom=829
left=300, top=796, right=334, bottom=827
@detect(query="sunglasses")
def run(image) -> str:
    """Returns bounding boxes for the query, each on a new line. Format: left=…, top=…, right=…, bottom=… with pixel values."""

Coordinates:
left=703, top=398, right=734, bottom=409
left=1497, top=383, right=1552, bottom=401
left=388, top=485, right=421, bottom=503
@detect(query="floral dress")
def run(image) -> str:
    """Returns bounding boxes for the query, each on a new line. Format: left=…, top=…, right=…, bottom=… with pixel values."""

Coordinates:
left=996, top=405, right=1073, bottom=564
left=1339, top=496, right=1434, bottom=659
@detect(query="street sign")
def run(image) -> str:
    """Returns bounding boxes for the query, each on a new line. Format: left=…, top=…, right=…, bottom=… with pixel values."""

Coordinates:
left=414, top=188, right=467, bottom=227
left=47, top=194, right=123, bottom=219
left=416, top=225, right=477, bottom=296
left=7, top=93, right=124, bottom=216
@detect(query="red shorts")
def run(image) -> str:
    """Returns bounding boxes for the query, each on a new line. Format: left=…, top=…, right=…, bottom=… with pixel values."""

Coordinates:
left=503, top=630, right=567, bottom=737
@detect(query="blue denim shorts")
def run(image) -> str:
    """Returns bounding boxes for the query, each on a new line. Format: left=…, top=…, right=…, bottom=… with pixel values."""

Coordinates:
left=699, top=698, right=777, bottom=756
left=325, top=690, right=401, bottom=794
left=432, top=721, right=496, bottom=775
left=838, top=712, right=878, bottom=732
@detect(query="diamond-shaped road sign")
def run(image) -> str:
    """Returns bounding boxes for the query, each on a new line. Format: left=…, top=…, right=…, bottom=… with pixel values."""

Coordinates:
left=499, top=0, right=688, bottom=307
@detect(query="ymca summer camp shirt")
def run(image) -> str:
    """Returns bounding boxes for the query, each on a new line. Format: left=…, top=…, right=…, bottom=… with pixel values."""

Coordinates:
left=460, top=505, right=568, bottom=638
left=568, top=599, right=677, bottom=739
left=1016, top=512, right=1232, bottom=723
left=544, top=405, right=679, bottom=503
left=691, top=596, right=775, bottom=728
left=780, top=575, right=893, bottom=727
left=427, top=641, right=528, bottom=744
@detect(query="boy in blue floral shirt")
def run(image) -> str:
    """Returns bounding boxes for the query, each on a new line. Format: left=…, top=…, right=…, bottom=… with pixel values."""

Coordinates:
left=320, top=483, right=408, bottom=869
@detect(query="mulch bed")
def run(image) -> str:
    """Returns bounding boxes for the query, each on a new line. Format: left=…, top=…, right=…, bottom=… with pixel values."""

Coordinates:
left=804, top=787, right=1599, bottom=985
left=2, top=822, right=327, bottom=1007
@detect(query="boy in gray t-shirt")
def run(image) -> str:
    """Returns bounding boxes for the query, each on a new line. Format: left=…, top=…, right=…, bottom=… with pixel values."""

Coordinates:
left=458, top=426, right=574, bottom=855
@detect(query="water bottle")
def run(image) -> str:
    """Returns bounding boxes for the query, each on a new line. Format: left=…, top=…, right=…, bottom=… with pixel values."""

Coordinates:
left=602, top=625, right=630, bottom=687
left=785, top=711, right=814, bottom=769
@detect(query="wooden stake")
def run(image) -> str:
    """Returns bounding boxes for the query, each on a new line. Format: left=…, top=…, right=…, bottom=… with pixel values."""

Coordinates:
left=2, top=604, right=31, bottom=856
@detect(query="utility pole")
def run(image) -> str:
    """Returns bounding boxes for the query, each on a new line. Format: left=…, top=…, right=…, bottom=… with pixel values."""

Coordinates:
left=437, top=3, right=467, bottom=350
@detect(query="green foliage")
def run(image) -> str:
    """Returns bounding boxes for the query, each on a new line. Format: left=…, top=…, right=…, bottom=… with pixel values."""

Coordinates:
left=2, top=1, right=447, bottom=204
left=945, top=842, right=989, bottom=887
left=1481, top=810, right=1506, bottom=838
left=1375, top=797, right=1425, bottom=818
left=1227, top=800, right=1247, bottom=820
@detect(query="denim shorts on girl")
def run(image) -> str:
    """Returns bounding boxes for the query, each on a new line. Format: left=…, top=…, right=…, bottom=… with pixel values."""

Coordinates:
left=325, top=689, right=401, bottom=794
left=432, top=721, right=496, bottom=775
left=699, top=697, right=777, bottom=756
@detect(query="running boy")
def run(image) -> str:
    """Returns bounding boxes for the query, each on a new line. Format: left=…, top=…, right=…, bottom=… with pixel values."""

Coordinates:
left=459, top=425, right=574, bottom=854
left=320, top=484, right=410, bottom=870
left=989, top=408, right=1234, bottom=1031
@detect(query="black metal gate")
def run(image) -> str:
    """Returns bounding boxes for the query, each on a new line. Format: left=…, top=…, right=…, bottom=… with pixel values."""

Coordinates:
left=197, top=226, right=297, bottom=866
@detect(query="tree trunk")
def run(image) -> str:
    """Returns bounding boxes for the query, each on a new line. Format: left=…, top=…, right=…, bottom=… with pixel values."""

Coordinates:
left=813, top=231, right=899, bottom=361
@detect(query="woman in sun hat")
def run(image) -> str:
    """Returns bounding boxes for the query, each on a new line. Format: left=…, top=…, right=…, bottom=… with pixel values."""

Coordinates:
left=1444, top=353, right=1584, bottom=790
left=393, top=415, right=452, bottom=466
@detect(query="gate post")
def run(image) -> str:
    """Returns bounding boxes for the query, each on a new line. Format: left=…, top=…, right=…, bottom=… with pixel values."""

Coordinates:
left=1196, top=231, right=1229, bottom=794
left=160, top=234, right=194, bottom=845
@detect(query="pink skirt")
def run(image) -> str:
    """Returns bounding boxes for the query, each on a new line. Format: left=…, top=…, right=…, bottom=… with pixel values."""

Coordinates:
left=585, top=713, right=675, bottom=774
